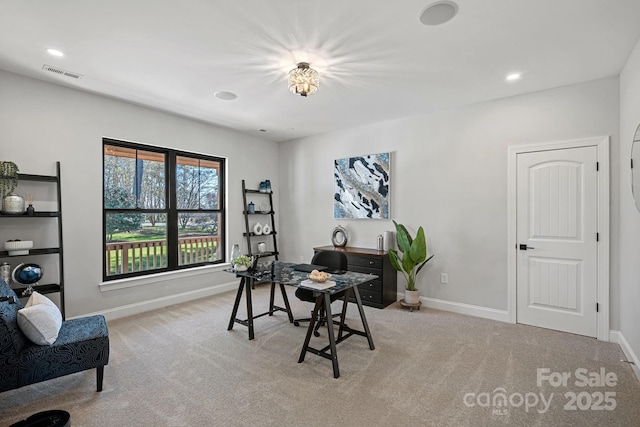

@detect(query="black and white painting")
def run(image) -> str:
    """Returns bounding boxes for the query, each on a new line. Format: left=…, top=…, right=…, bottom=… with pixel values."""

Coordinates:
left=334, top=152, right=390, bottom=219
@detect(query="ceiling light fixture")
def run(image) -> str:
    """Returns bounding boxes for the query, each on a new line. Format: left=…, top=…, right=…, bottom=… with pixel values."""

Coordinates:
left=506, top=72, right=522, bottom=82
left=288, top=62, right=319, bottom=97
left=46, top=48, right=64, bottom=57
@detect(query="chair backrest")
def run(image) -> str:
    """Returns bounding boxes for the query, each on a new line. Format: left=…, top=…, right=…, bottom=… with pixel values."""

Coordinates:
left=311, top=251, right=348, bottom=271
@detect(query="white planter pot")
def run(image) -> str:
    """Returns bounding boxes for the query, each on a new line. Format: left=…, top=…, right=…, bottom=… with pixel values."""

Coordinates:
left=404, top=289, right=420, bottom=304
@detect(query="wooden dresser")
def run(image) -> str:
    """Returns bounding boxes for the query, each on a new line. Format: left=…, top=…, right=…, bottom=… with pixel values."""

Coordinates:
left=313, top=245, right=397, bottom=308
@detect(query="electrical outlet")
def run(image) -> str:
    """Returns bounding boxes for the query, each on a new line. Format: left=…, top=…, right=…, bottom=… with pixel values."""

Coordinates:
left=440, top=273, right=449, bottom=284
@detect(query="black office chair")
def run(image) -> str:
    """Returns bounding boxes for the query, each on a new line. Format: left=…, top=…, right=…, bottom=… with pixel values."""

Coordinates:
left=293, top=251, right=348, bottom=337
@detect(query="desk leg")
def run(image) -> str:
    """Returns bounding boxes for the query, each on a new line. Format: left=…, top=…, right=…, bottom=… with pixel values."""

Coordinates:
left=268, top=282, right=276, bottom=315
left=352, top=286, right=375, bottom=350
left=323, top=292, right=340, bottom=378
left=245, top=278, right=254, bottom=340
left=279, top=284, right=294, bottom=323
left=298, top=296, right=322, bottom=364
left=337, top=288, right=350, bottom=341
left=227, top=277, right=245, bottom=332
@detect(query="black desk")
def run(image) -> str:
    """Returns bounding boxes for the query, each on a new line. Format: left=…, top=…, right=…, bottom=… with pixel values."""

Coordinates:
left=226, top=262, right=376, bottom=378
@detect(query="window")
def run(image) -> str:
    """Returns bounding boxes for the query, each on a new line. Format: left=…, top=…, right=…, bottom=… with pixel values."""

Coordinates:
left=103, top=139, right=225, bottom=280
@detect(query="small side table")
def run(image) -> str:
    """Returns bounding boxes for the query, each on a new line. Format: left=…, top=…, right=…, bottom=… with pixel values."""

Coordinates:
left=399, top=299, right=422, bottom=312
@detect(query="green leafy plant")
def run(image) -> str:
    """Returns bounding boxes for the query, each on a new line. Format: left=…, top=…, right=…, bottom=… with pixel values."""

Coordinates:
left=232, top=255, right=253, bottom=267
left=388, top=220, right=434, bottom=291
left=0, top=161, right=19, bottom=198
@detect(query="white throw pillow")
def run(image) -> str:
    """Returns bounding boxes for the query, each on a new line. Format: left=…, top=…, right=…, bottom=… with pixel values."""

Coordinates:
left=17, top=291, right=63, bottom=345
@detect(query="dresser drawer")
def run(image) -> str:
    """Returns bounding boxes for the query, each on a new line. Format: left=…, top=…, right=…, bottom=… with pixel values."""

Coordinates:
left=348, top=265, right=380, bottom=277
left=358, top=280, right=382, bottom=293
left=347, top=254, right=382, bottom=269
left=351, top=288, right=381, bottom=304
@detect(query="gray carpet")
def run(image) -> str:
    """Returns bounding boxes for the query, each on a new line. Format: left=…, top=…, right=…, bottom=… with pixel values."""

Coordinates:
left=1, top=284, right=639, bottom=427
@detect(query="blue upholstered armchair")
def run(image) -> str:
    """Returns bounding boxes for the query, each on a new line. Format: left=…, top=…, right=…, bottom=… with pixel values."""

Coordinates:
left=0, top=279, right=109, bottom=393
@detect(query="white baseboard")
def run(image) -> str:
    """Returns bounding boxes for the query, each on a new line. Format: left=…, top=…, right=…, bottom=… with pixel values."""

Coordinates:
left=398, top=293, right=509, bottom=323
left=71, top=281, right=238, bottom=321
left=609, top=330, right=640, bottom=382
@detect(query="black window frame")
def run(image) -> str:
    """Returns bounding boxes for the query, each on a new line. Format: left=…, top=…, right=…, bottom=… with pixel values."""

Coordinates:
left=103, top=138, right=226, bottom=281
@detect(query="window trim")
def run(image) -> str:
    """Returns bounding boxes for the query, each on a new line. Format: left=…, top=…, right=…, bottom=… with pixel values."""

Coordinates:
left=103, top=138, right=226, bottom=281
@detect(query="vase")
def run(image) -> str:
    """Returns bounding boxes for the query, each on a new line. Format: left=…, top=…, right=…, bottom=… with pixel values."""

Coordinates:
left=404, top=289, right=420, bottom=304
left=26, top=204, right=35, bottom=216
left=253, top=222, right=263, bottom=235
left=2, top=194, right=25, bottom=214
left=231, top=244, right=240, bottom=262
left=0, top=262, right=10, bottom=284
left=383, top=230, right=394, bottom=251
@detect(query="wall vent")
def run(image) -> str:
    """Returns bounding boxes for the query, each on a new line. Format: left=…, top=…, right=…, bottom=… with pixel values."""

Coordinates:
left=42, top=64, right=83, bottom=79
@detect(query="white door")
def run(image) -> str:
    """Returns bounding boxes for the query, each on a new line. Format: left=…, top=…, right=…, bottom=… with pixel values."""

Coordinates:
left=516, top=146, right=598, bottom=337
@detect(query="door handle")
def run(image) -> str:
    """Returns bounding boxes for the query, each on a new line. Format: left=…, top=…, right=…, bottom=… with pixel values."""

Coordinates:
left=519, top=244, right=535, bottom=250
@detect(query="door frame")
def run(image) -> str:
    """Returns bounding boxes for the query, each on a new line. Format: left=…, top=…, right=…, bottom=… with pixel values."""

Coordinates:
left=507, top=136, right=610, bottom=341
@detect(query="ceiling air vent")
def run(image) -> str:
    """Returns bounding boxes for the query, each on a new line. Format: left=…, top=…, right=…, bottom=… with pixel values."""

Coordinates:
left=42, top=64, right=83, bottom=79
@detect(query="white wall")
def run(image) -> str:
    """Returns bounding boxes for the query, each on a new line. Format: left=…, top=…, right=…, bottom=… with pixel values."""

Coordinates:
left=279, top=77, right=620, bottom=318
left=0, top=70, right=624, bottom=328
left=0, top=70, right=278, bottom=318
left=618, top=38, right=640, bottom=360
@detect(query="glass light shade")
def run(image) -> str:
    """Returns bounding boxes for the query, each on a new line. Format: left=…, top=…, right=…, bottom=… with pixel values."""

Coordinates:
left=288, top=62, right=319, bottom=97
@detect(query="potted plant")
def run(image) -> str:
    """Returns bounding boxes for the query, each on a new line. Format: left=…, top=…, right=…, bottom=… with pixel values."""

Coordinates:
left=0, top=161, right=22, bottom=214
left=388, top=220, right=434, bottom=304
left=232, top=255, right=253, bottom=272
left=0, top=161, right=19, bottom=198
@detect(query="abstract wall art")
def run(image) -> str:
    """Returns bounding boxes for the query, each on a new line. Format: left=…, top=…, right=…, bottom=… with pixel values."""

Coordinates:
left=334, top=152, right=390, bottom=219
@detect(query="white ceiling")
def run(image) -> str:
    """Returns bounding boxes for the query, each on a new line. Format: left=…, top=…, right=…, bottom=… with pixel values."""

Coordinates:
left=1, top=0, right=640, bottom=142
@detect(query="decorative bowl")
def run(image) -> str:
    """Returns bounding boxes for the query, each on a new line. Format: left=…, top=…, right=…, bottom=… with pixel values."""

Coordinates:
left=307, top=272, right=331, bottom=283
left=5, top=240, right=33, bottom=256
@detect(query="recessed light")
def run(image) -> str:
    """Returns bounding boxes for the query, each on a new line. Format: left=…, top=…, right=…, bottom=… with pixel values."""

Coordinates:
left=419, top=1, right=458, bottom=26
left=506, top=73, right=522, bottom=82
left=214, top=91, right=238, bottom=101
left=259, top=129, right=267, bottom=132
left=46, top=48, right=64, bottom=57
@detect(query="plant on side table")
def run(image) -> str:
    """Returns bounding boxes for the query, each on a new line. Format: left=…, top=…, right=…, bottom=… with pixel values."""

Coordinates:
left=388, top=220, right=434, bottom=305
left=232, top=255, right=253, bottom=272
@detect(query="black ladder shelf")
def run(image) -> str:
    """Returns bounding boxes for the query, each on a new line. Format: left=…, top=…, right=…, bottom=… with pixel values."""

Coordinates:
left=0, top=162, right=65, bottom=318
left=238, top=179, right=291, bottom=322
left=241, top=179, right=279, bottom=261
